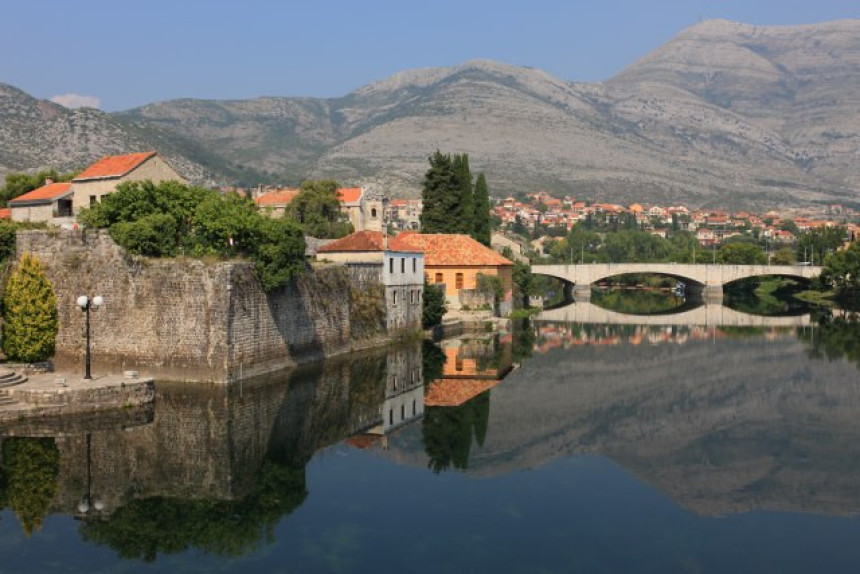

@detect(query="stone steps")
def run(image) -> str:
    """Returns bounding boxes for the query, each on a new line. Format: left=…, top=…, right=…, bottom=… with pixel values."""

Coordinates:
left=0, top=390, right=17, bottom=407
left=0, top=369, right=27, bottom=388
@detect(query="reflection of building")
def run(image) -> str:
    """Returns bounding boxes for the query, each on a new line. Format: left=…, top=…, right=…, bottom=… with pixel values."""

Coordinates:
left=425, top=337, right=512, bottom=407
left=381, top=345, right=425, bottom=433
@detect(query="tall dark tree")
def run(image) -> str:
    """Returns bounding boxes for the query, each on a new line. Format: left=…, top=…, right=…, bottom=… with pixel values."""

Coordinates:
left=452, top=153, right=474, bottom=235
left=473, top=172, right=491, bottom=246
left=420, top=151, right=459, bottom=233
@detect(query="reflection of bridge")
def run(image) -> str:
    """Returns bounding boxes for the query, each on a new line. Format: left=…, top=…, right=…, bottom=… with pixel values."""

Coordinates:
left=532, top=263, right=823, bottom=302
left=538, top=302, right=812, bottom=327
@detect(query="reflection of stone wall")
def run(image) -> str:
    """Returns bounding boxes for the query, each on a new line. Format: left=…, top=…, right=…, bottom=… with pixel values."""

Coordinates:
left=16, top=230, right=390, bottom=382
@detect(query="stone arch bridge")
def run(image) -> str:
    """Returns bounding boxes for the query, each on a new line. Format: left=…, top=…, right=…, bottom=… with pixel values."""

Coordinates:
left=531, top=263, right=823, bottom=302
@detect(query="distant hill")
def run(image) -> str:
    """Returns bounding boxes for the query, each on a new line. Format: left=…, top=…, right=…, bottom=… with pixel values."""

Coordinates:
left=2, top=19, right=858, bottom=208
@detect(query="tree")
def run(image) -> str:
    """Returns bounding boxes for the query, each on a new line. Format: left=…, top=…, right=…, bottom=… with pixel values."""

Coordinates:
left=2, top=253, right=58, bottom=362
left=286, top=179, right=353, bottom=239
left=422, top=279, right=447, bottom=328
left=821, top=242, right=860, bottom=296
left=718, top=243, right=768, bottom=265
left=254, top=218, right=307, bottom=292
left=452, top=154, right=474, bottom=235
left=512, top=261, right=536, bottom=308
left=0, top=170, right=76, bottom=207
left=795, top=226, right=846, bottom=264
left=420, top=151, right=459, bottom=233
left=473, top=172, right=491, bottom=246
left=771, top=247, right=795, bottom=265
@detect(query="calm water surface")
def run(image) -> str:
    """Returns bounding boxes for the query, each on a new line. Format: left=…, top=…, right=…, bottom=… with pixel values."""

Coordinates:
left=1, top=302, right=859, bottom=573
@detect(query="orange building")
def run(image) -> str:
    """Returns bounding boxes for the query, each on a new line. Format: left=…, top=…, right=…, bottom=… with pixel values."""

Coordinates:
left=392, top=232, right=514, bottom=314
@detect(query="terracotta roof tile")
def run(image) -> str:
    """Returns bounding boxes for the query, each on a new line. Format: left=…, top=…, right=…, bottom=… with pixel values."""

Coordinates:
left=9, top=182, right=73, bottom=205
left=318, top=230, right=421, bottom=253
left=425, top=379, right=500, bottom=407
left=337, top=187, right=363, bottom=204
left=0, top=208, right=10, bottom=219
left=73, top=151, right=157, bottom=181
left=254, top=188, right=300, bottom=207
left=392, top=233, right=512, bottom=266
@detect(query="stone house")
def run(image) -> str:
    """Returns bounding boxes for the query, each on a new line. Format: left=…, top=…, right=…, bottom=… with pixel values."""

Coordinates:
left=71, top=151, right=186, bottom=213
left=253, top=188, right=300, bottom=217
left=9, top=181, right=74, bottom=224
left=393, top=232, right=514, bottom=315
left=338, top=187, right=385, bottom=232
left=9, top=151, right=186, bottom=225
left=317, top=230, right=424, bottom=333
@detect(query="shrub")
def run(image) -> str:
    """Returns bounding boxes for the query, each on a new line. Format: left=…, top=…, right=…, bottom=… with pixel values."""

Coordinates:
left=110, top=213, right=179, bottom=257
left=2, top=253, right=58, bottom=362
left=422, top=280, right=447, bottom=328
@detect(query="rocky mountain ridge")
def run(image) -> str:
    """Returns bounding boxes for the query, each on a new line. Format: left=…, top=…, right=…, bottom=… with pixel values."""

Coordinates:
left=2, top=19, right=858, bottom=208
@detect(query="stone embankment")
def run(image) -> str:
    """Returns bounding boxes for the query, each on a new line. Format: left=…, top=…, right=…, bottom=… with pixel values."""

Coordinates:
left=16, top=230, right=391, bottom=383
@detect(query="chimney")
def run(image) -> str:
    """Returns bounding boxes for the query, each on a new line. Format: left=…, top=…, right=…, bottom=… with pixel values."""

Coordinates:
left=44, top=178, right=54, bottom=185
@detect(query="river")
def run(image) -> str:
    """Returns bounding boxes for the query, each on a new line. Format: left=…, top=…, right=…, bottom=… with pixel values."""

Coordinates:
left=0, top=297, right=858, bottom=573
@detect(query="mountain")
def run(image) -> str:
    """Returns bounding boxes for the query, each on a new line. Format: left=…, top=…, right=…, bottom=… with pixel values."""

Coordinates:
left=3, top=19, right=859, bottom=208
left=0, top=82, right=253, bottom=185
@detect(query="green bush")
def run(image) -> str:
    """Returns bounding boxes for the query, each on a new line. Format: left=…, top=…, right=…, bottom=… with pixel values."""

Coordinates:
left=422, top=280, right=447, bottom=328
left=254, top=218, right=307, bottom=291
left=2, top=253, right=58, bottom=362
left=110, top=213, right=179, bottom=257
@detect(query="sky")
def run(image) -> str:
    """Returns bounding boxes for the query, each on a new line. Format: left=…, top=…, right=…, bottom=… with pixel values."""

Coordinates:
left=2, top=0, right=858, bottom=111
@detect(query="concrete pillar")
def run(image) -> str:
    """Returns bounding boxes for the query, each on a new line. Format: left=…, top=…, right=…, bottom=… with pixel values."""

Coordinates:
left=702, top=284, right=723, bottom=304
left=572, top=284, right=592, bottom=302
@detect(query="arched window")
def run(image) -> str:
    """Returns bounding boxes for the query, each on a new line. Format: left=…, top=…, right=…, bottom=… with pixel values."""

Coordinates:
left=371, top=208, right=378, bottom=218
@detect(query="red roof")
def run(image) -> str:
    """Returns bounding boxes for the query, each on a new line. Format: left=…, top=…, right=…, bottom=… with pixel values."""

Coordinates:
left=74, top=151, right=157, bottom=181
left=337, top=187, right=363, bottom=204
left=254, top=188, right=300, bottom=207
left=318, top=230, right=421, bottom=253
left=0, top=208, right=10, bottom=219
left=9, top=182, right=72, bottom=205
left=393, top=233, right=512, bottom=266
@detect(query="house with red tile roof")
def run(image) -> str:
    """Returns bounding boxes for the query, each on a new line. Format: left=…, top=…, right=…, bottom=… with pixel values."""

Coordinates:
left=9, top=180, right=74, bottom=223
left=71, top=151, right=186, bottom=214
left=394, top=232, right=514, bottom=315
left=0, top=208, right=10, bottom=220
left=317, top=230, right=424, bottom=332
left=254, top=188, right=300, bottom=217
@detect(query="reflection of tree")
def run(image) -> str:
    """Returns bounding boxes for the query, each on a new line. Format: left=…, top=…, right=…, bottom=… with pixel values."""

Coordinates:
left=592, top=289, right=684, bottom=314
left=422, top=340, right=446, bottom=386
left=1, top=437, right=60, bottom=536
left=80, top=459, right=307, bottom=562
left=798, top=313, right=860, bottom=369
left=512, top=319, right=535, bottom=363
left=422, top=391, right=491, bottom=473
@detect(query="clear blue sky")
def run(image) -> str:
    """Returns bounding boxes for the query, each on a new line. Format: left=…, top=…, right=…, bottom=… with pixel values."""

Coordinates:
left=2, top=0, right=857, bottom=111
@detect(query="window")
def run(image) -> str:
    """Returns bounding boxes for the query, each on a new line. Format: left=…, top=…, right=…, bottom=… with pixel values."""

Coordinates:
left=392, top=291, right=397, bottom=306
left=435, top=272, right=443, bottom=284
left=455, top=357, right=463, bottom=372
left=412, top=258, right=416, bottom=273
left=455, top=273, right=464, bottom=289
left=401, top=258, right=405, bottom=273
left=390, top=257, right=394, bottom=274
left=392, top=375, right=397, bottom=389
left=371, top=208, right=378, bottom=218
left=389, top=409, right=394, bottom=425
left=412, top=400, right=416, bottom=416
left=89, top=195, right=98, bottom=206
left=401, top=404, right=405, bottom=420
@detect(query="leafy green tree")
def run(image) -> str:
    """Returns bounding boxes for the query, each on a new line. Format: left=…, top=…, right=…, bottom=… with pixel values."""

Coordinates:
left=771, top=247, right=795, bottom=265
left=475, top=273, right=504, bottom=309
left=0, top=170, right=76, bottom=207
left=795, top=226, right=846, bottom=264
left=718, top=243, right=768, bottom=265
left=110, top=213, right=179, bottom=257
left=286, top=179, right=353, bottom=239
left=2, top=438, right=59, bottom=536
left=2, top=253, right=58, bottom=362
left=821, top=242, right=860, bottom=296
left=512, top=261, right=536, bottom=308
left=422, top=279, right=447, bottom=328
left=254, top=218, right=307, bottom=292
left=473, top=172, right=491, bottom=246
left=0, top=222, right=18, bottom=264
left=189, top=193, right=261, bottom=256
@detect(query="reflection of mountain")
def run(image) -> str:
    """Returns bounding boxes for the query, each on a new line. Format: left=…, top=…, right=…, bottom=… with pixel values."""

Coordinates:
left=0, top=343, right=421, bottom=559
left=386, top=333, right=860, bottom=516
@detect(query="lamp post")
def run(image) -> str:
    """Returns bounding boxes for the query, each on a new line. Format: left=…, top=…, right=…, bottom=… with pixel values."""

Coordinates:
left=76, top=295, right=103, bottom=380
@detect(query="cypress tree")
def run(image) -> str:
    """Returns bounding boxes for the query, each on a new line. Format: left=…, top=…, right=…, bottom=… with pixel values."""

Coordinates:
left=2, top=253, right=58, bottom=363
left=473, top=172, right=491, bottom=246
left=420, top=151, right=459, bottom=233
left=452, top=154, right=474, bottom=235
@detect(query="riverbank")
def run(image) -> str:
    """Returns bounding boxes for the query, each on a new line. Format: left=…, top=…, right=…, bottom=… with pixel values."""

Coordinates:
left=0, top=370, right=153, bottom=424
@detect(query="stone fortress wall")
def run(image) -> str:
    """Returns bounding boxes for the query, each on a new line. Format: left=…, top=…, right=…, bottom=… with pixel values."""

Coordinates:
left=15, top=230, right=396, bottom=383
